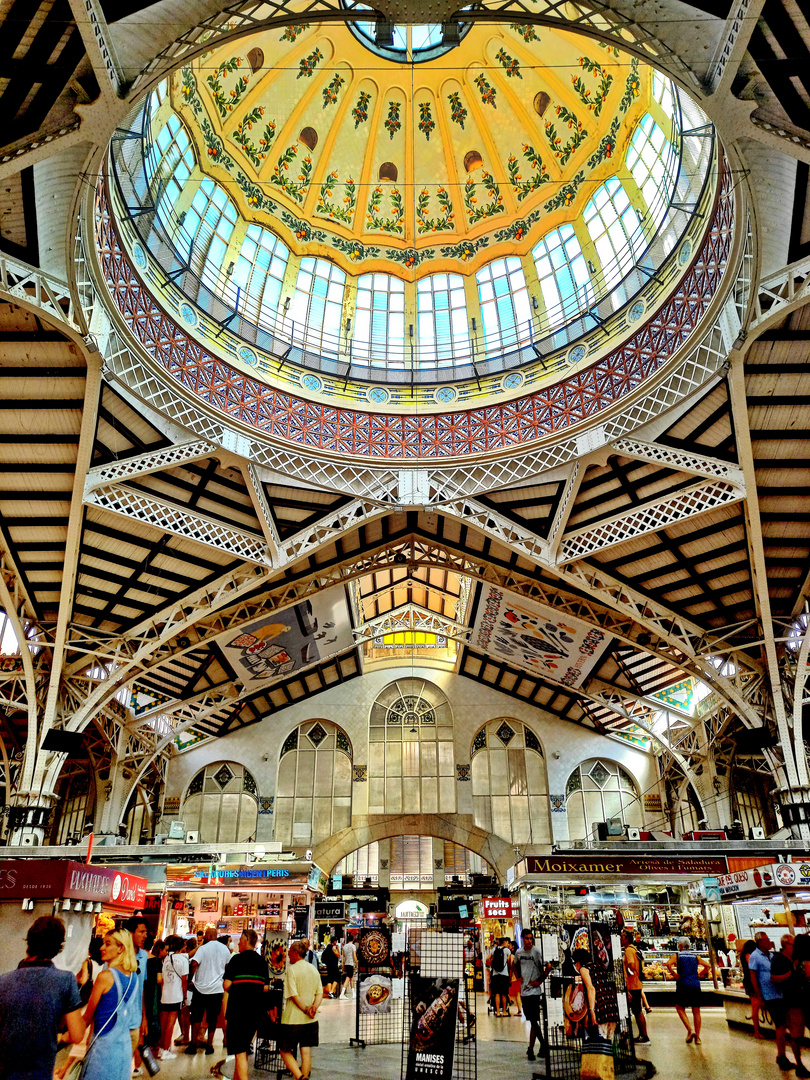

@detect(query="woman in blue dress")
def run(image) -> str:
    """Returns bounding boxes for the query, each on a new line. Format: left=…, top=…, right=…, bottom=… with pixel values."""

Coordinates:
left=82, top=928, right=139, bottom=1080
left=666, top=937, right=710, bottom=1044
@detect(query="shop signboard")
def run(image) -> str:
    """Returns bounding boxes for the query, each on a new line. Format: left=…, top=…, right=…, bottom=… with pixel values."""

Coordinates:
left=0, top=860, right=70, bottom=898
left=314, top=901, right=346, bottom=921
left=703, top=877, right=721, bottom=902
left=715, top=862, right=810, bottom=896
left=307, top=864, right=329, bottom=895
left=481, top=896, right=514, bottom=918
left=470, top=585, right=613, bottom=689
left=405, top=977, right=459, bottom=1080
left=190, top=866, right=302, bottom=886
left=526, top=853, right=728, bottom=877
left=0, top=860, right=147, bottom=908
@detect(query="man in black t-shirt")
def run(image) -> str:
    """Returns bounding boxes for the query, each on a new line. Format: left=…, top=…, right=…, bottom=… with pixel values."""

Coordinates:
left=223, top=929, right=269, bottom=1080
left=770, top=934, right=808, bottom=1077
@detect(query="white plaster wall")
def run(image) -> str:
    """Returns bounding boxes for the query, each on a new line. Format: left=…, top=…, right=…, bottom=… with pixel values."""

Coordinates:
left=164, top=666, right=661, bottom=850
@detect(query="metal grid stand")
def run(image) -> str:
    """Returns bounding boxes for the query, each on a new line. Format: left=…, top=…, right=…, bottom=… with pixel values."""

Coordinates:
left=253, top=987, right=286, bottom=1079
left=350, top=967, right=404, bottom=1048
left=401, top=929, right=476, bottom=1080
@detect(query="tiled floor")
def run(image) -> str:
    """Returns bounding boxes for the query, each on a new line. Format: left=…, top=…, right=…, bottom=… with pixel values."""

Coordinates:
left=103, top=994, right=797, bottom=1080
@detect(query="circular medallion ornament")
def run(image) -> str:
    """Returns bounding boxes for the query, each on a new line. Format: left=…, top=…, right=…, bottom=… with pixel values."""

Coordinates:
left=568, top=344, right=588, bottom=365
left=132, top=243, right=147, bottom=269
left=238, top=346, right=257, bottom=366
left=775, top=863, right=796, bottom=886
left=435, top=386, right=456, bottom=404
left=502, top=371, right=524, bottom=392
left=302, top=373, right=322, bottom=392
left=359, top=928, right=390, bottom=965
left=629, top=300, right=646, bottom=323
left=678, top=240, right=693, bottom=266
left=367, top=386, right=389, bottom=405
left=179, top=303, right=197, bottom=326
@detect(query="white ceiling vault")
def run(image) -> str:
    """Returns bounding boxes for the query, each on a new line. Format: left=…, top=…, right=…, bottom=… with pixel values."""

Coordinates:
left=1, top=0, right=810, bottom=840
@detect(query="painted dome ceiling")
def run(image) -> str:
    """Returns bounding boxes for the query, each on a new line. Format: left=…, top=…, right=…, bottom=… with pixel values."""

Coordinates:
left=170, top=20, right=651, bottom=275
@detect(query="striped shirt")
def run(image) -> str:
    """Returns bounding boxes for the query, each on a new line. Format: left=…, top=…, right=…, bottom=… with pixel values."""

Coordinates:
left=224, top=950, right=269, bottom=1014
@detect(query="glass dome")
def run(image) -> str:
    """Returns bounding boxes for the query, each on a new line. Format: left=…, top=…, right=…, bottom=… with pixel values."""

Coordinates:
left=105, top=18, right=717, bottom=388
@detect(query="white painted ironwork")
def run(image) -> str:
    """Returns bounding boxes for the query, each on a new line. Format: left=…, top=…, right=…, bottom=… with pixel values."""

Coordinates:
left=705, top=0, right=765, bottom=95
left=750, top=253, right=810, bottom=333
left=0, top=254, right=81, bottom=334
left=610, top=438, right=745, bottom=485
left=558, top=480, right=745, bottom=563
left=84, top=441, right=219, bottom=493
left=70, top=0, right=126, bottom=99
left=85, top=483, right=272, bottom=565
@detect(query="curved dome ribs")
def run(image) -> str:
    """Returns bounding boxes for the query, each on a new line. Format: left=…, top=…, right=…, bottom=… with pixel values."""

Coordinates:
left=104, top=19, right=717, bottom=386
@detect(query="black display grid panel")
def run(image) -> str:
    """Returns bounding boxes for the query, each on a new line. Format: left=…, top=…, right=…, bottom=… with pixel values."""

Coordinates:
left=401, top=928, right=476, bottom=1080
left=351, top=918, right=425, bottom=1048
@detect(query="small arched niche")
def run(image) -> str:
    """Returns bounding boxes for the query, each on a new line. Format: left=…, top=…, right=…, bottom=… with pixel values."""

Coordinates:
left=533, top=91, right=551, bottom=117
left=299, top=126, right=318, bottom=151
left=464, top=150, right=483, bottom=173
left=246, top=48, right=264, bottom=74
left=379, top=162, right=398, bottom=182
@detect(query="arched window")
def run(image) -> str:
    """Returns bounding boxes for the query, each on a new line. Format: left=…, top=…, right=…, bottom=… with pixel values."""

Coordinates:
left=275, top=720, right=352, bottom=846
left=565, top=758, right=642, bottom=842
left=52, top=768, right=95, bottom=845
left=145, top=113, right=194, bottom=231
left=123, top=787, right=152, bottom=844
left=476, top=257, right=532, bottom=354
left=417, top=273, right=471, bottom=366
left=288, top=256, right=345, bottom=356
left=653, top=71, right=676, bottom=121
left=354, top=273, right=405, bottom=364
left=368, top=679, right=455, bottom=816
left=232, top=224, right=289, bottom=328
left=470, top=719, right=549, bottom=844
left=181, top=761, right=258, bottom=843
left=626, top=114, right=678, bottom=230
left=532, top=225, right=593, bottom=330
left=583, top=178, right=646, bottom=293
left=179, top=179, right=237, bottom=287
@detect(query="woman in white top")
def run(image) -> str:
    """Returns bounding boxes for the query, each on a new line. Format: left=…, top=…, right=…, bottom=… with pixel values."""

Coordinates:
left=157, top=935, right=188, bottom=1060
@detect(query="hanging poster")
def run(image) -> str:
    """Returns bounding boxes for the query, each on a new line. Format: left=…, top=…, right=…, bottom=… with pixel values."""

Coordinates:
left=359, top=972, right=393, bottom=1014
left=358, top=926, right=391, bottom=969
left=405, top=976, right=459, bottom=1080
left=220, top=587, right=354, bottom=688
left=470, top=585, right=612, bottom=688
left=263, top=929, right=289, bottom=978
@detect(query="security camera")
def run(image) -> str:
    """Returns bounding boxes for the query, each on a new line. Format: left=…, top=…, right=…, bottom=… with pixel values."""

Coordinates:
left=305, top=849, right=313, bottom=862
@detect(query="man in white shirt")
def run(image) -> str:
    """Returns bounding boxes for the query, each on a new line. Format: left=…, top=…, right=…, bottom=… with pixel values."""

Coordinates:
left=186, top=927, right=231, bottom=1055
left=341, top=938, right=356, bottom=998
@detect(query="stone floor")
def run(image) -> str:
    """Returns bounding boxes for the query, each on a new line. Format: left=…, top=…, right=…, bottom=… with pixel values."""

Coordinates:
left=94, top=993, right=799, bottom=1080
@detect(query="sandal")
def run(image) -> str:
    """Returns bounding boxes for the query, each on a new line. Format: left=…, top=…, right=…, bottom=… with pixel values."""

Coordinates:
left=686, top=1032, right=695, bottom=1044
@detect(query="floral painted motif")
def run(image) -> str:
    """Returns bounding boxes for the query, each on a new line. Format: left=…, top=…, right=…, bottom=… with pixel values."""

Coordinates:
left=385, top=101, right=402, bottom=138
left=279, top=24, right=308, bottom=42
left=366, top=186, right=405, bottom=234
left=232, top=107, right=275, bottom=166
left=545, top=106, right=587, bottom=166
left=200, top=116, right=232, bottom=167
left=464, top=170, right=505, bottom=224
left=331, top=237, right=380, bottom=262
left=508, top=144, right=550, bottom=201
left=180, top=66, right=201, bottom=113
left=352, top=90, right=371, bottom=127
left=447, top=91, right=467, bottom=128
left=587, top=116, right=621, bottom=168
left=599, top=41, right=621, bottom=58
left=440, top=238, right=489, bottom=261
left=572, top=56, right=614, bottom=117
left=416, top=187, right=454, bottom=233
left=270, top=143, right=311, bottom=202
left=297, top=48, right=323, bottom=78
left=495, top=47, right=522, bottom=78
left=236, top=172, right=276, bottom=213
left=279, top=209, right=327, bottom=243
left=316, top=173, right=357, bottom=224
left=322, top=72, right=345, bottom=108
left=388, top=247, right=434, bottom=268
left=418, top=101, right=435, bottom=140
left=544, top=171, right=586, bottom=212
left=510, top=23, right=538, bottom=42
left=494, top=210, right=542, bottom=242
left=206, top=57, right=250, bottom=117
left=619, top=58, right=641, bottom=112
left=474, top=73, right=497, bottom=107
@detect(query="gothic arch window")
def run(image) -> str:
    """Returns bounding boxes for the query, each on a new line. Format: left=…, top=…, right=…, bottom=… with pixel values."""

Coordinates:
left=181, top=761, right=258, bottom=843
left=275, top=720, right=352, bottom=846
left=470, top=719, right=549, bottom=844
left=565, top=758, right=642, bottom=842
left=368, top=678, right=455, bottom=816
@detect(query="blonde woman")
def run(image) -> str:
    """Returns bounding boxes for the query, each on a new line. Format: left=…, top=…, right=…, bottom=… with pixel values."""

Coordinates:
left=82, top=929, right=139, bottom=1080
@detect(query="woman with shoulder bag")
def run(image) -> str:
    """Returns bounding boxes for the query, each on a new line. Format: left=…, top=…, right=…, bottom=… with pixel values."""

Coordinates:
left=81, top=930, right=139, bottom=1080
left=157, top=936, right=188, bottom=1060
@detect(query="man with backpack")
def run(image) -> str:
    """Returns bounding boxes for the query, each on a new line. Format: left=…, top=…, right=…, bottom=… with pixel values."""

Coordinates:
left=488, top=938, right=511, bottom=1017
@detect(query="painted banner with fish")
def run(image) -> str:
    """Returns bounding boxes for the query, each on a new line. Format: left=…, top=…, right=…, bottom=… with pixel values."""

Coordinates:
left=470, top=585, right=612, bottom=688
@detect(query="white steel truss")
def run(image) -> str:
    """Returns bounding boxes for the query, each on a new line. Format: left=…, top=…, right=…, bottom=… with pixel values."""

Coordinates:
left=84, top=441, right=219, bottom=494
left=749, top=254, right=810, bottom=334
left=609, top=438, right=745, bottom=485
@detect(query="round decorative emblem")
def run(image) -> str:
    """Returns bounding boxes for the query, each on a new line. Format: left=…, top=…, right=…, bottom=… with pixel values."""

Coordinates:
left=502, top=371, right=524, bottom=391
left=435, top=386, right=456, bottom=404
left=568, top=344, right=587, bottom=365
left=238, top=346, right=257, bottom=366
left=367, top=386, right=389, bottom=405
left=112, top=874, right=122, bottom=901
left=775, top=863, right=796, bottom=886
left=678, top=240, right=692, bottom=266
left=179, top=303, right=197, bottom=326
left=302, top=373, right=322, bottom=392
left=359, top=928, right=390, bottom=965
left=132, top=243, right=147, bottom=269
left=629, top=300, right=645, bottom=322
